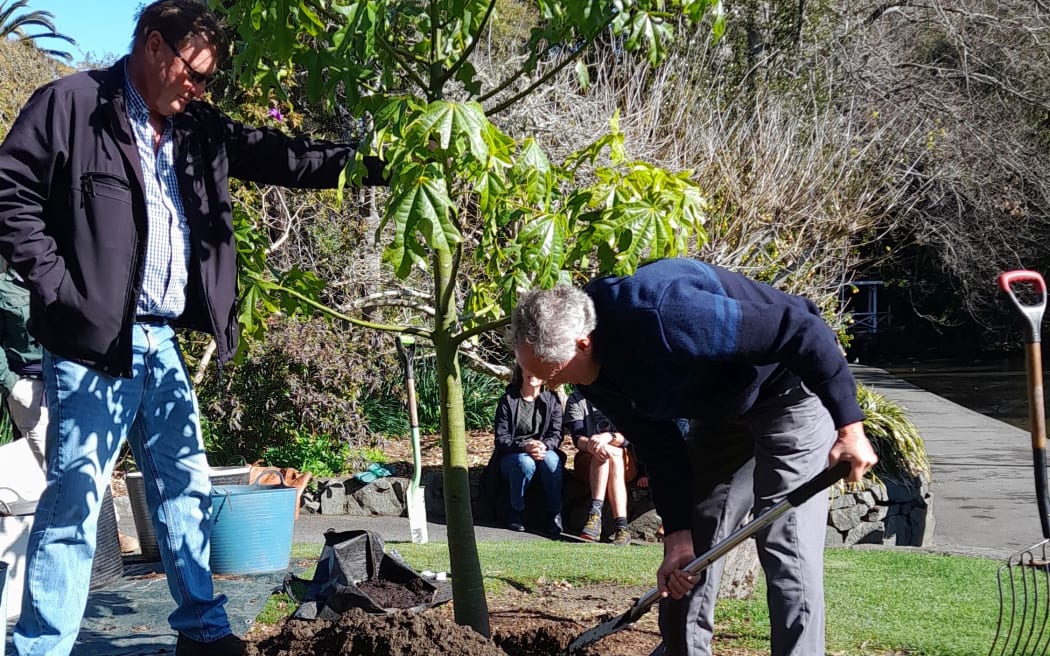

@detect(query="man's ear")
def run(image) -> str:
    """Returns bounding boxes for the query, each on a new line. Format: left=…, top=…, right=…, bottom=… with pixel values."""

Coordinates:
left=576, top=335, right=592, bottom=353
left=145, top=30, right=164, bottom=61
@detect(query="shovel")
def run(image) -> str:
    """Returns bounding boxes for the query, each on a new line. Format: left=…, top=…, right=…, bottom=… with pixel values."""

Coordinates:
left=396, top=335, right=428, bottom=544
left=990, top=269, right=1050, bottom=655
left=563, top=460, right=851, bottom=654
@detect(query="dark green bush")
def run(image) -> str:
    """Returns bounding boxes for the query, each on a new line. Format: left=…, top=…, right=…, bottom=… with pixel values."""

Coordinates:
left=196, top=315, right=378, bottom=469
left=260, top=428, right=351, bottom=478
left=361, top=355, right=506, bottom=437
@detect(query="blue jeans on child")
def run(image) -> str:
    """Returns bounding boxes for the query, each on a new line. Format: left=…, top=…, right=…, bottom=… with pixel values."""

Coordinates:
left=499, top=450, right=563, bottom=522
left=13, top=323, right=232, bottom=656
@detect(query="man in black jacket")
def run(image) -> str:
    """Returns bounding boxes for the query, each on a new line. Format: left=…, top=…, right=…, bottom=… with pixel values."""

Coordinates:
left=0, top=2, right=384, bottom=655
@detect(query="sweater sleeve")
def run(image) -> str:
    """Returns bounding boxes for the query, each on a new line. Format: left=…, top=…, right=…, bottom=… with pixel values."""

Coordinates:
left=206, top=105, right=386, bottom=189
left=602, top=411, right=693, bottom=533
left=563, top=393, right=589, bottom=446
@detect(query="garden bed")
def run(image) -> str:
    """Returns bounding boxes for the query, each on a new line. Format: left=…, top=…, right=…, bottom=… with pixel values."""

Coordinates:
left=246, top=583, right=690, bottom=656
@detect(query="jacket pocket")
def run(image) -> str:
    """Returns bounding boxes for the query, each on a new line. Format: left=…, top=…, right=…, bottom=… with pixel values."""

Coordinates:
left=41, top=270, right=93, bottom=359
left=79, top=172, right=132, bottom=204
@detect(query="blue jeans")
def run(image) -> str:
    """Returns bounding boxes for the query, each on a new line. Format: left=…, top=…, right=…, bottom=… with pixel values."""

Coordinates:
left=499, top=450, right=563, bottom=518
left=14, top=324, right=231, bottom=656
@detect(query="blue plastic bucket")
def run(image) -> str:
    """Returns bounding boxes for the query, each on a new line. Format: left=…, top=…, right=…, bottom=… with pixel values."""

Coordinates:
left=209, top=484, right=296, bottom=574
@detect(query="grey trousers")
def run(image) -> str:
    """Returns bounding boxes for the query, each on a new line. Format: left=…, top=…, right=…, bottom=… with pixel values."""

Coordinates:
left=658, top=384, right=836, bottom=656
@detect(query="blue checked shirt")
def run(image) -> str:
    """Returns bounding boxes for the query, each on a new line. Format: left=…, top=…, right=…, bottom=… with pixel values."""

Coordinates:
left=124, top=67, right=191, bottom=319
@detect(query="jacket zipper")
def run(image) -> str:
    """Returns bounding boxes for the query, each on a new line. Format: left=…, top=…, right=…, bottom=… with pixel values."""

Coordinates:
left=82, top=172, right=130, bottom=197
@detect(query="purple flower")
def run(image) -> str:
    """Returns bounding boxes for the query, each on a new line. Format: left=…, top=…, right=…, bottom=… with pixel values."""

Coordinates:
left=269, top=106, right=283, bottom=122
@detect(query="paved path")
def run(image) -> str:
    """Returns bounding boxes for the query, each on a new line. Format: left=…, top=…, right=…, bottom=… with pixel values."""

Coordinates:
left=852, top=364, right=1041, bottom=559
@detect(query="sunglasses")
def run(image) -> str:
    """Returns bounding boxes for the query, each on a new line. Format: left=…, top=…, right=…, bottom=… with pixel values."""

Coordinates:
left=162, top=36, right=212, bottom=87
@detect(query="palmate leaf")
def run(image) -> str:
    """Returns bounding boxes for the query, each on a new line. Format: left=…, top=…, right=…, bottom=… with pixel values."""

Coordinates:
left=592, top=201, right=666, bottom=273
left=518, top=211, right=567, bottom=281
left=511, top=138, right=554, bottom=204
left=411, top=100, right=489, bottom=161
left=565, top=156, right=709, bottom=275
left=382, top=163, right=461, bottom=278
left=625, top=11, right=675, bottom=66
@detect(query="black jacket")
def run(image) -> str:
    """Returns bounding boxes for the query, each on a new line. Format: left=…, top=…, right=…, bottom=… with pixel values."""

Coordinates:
left=0, top=58, right=385, bottom=376
left=491, top=385, right=563, bottom=459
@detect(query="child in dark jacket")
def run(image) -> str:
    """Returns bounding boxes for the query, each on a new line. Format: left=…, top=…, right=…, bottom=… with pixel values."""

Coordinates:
left=491, top=365, right=564, bottom=535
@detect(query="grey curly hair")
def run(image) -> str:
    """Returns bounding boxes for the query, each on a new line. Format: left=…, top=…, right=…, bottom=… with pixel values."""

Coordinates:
left=510, top=286, right=597, bottom=363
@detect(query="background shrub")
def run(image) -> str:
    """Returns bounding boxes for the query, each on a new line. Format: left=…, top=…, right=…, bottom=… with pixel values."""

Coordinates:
left=361, top=354, right=507, bottom=437
left=859, top=384, right=931, bottom=485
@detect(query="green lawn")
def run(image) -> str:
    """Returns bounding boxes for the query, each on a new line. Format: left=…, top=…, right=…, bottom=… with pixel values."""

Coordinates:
left=268, top=542, right=1006, bottom=655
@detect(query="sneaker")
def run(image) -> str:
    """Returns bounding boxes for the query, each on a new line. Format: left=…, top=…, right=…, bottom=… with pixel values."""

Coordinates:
left=507, top=521, right=525, bottom=532
left=610, top=527, right=631, bottom=546
left=579, top=512, right=602, bottom=542
left=175, top=633, right=245, bottom=656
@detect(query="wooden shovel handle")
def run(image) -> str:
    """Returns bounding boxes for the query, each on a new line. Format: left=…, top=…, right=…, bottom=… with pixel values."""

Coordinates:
left=998, top=270, right=1050, bottom=538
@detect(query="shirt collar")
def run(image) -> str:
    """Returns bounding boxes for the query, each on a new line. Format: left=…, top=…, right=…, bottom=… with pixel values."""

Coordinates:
left=122, top=60, right=154, bottom=125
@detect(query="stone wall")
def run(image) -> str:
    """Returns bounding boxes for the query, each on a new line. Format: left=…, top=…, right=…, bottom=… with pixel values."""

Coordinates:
left=301, top=468, right=934, bottom=548
left=300, top=466, right=662, bottom=540
left=825, top=474, right=933, bottom=547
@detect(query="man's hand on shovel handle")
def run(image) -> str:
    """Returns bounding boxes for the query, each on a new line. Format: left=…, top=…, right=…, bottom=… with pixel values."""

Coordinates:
left=657, top=529, right=698, bottom=600
left=829, top=421, right=878, bottom=483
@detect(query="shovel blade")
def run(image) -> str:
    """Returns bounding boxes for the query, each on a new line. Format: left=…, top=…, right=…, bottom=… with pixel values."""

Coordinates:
left=408, top=486, right=428, bottom=544
left=564, top=606, right=641, bottom=654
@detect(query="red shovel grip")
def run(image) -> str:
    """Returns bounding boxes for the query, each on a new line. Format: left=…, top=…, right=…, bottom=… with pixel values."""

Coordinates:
left=999, top=270, right=1047, bottom=295
left=999, top=270, right=1047, bottom=345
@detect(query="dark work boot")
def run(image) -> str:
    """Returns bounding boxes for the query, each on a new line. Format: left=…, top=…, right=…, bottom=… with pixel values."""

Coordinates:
left=175, top=633, right=245, bottom=656
left=506, top=509, right=525, bottom=532
left=545, top=512, right=563, bottom=537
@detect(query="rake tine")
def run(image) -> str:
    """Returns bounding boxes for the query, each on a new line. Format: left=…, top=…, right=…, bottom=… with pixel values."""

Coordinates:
left=1030, top=551, right=1048, bottom=655
left=1019, top=549, right=1039, bottom=656
left=1018, top=550, right=1034, bottom=656
left=993, top=555, right=1022, bottom=656
left=1034, top=545, right=1050, bottom=655
left=990, top=562, right=1011, bottom=655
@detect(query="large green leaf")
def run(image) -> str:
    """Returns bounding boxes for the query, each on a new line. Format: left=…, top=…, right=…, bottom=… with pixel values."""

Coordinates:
left=411, top=100, right=489, bottom=161
left=386, top=162, right=461, bottom=261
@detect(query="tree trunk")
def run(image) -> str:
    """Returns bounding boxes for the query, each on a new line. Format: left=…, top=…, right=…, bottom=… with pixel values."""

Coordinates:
left=716, top=537, right=760, bottom=600
left=432, top=248, right=491, bottom=637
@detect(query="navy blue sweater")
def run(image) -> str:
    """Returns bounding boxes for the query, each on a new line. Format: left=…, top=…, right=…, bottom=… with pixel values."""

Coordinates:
left=578, top=258, right=864, bottom=532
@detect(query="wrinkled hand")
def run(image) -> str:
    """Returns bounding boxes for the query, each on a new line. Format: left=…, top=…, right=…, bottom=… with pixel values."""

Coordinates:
left=656, top=529, right=697, bottom=600
left=828, top=421, right=878, bottom=482
left=9, top=377, right=36, bottom=410
left=524, top=440, right=548, bottom=461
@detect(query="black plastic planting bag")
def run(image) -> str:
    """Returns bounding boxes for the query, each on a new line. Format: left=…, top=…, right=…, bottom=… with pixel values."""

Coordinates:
left=288, top=529, right=450, bottom=619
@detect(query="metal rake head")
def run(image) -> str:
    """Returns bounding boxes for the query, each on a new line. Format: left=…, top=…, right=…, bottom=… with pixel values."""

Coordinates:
left=990, top=539, right=1050, bottom=656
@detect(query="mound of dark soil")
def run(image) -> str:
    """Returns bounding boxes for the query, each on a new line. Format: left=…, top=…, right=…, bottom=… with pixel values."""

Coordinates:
left=355, top=577, right=433, bottom=609
left=248, top=608, right=508, bottom=656
left=246, top=584, right=669, bottom=656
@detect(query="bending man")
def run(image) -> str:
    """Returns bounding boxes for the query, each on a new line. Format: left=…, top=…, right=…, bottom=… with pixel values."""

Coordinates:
left=511, top=258, right=877, bottom=656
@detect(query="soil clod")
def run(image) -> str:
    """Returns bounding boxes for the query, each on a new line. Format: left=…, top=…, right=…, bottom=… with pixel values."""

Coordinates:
left=355, top=577, right=433, bottom=609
